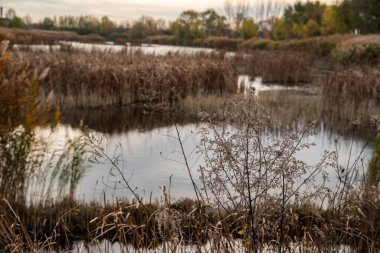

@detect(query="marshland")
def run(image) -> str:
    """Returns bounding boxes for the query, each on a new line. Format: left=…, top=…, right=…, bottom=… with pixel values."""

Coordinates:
left=1, top=0, right=380, bottom=252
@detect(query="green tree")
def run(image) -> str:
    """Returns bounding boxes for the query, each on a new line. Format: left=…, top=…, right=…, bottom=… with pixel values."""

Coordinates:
left=201, top=9, right=227, bottom=37
left=272, top=18, right=290, bottom=39
left=130, top=16, right=159, bottom=42
left=99, top=16, right=116, bottom=36
left=42, top=17, right=56, bottom=30
left=305, top=19, right=320, bottom=37
left=353, top=0, right=380, bottom=33
left=9, top=16, right=25, bottom=28
left=291, top=23, right=306, bottom=38
left=77, top=15, right=99, bottom=34
left=321, top=6, right=348, bottom=35
left=240, top=18, right=259, bottom=39
left=170, top=10, right=202, bottom=44
left=282, top=1, right=326, bottom=38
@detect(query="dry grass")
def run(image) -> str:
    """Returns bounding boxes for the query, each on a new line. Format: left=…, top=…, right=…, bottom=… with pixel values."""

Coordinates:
left=9, top=50, right=238, bottom=109
left=323, top=65, right=380, bottom=102
left=0, top=27, right=106, bottom=45
left=241, top=50, right=315, bottom=85
left=1, top=194, right=380, bottom=251
left=196, top=36, right=242, bottom=50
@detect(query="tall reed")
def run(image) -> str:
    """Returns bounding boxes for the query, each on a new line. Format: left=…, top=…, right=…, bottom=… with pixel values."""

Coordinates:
left=241, top=50, right=315, bottom=85
left=322, top=65, right=380, bottom=102
left=10, top=51, right=238, bottom=109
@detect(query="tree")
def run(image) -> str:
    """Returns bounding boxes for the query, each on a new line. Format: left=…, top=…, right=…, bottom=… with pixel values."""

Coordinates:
left=201, top=9, right=227, bottom=37
left=77, top=15, right=99, bottom=34
left=335, top=0, right=358, bottom=33
left=5, top=8, right=16, bottom=20
left=240, top=18, right=259, bottom=39
left=42, top=17, right=56, bottom=30
left=305, top=19, right=320, bottom=37
left=224, top=0, right=250, bottom=32
left=271, top=18, right=289, bottom=39
left=99, top=16, right=116, bottom=36
left=321, top=6, right=348, bottom=35
left=170, top=10, right=202, bottom=44
left=281, top=1, right=326, bottom=38
left=352, top=0, right=380, bottom=33
left=130, top=16, right=160, bottom=42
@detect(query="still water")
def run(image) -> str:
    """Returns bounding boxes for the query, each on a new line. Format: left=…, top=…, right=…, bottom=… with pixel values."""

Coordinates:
left=31, top=83, right=376, bottom=204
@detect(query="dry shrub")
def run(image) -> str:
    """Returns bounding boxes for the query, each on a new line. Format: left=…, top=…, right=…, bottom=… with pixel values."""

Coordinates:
left=196, top=36, right=242, bottom=50
left=241, top=36, right=337, bottom=57
left=144, top=35, right=177, bottom=45
left=10, top=51, right=237, bottom=109
left=243, top=50, right=315, bottom=85
left=241, top=38, right=281, bottom=51
left=323, top=65, right=380, bottom=102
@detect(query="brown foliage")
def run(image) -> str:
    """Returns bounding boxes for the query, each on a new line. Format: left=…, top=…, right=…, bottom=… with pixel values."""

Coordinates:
left=9, top=51, right=238, bottom=109
left=0, top=27, right=106, bottom=45
left=242, top=50, right=315, bottom=85
left=323, top=65, right=380, bottom=102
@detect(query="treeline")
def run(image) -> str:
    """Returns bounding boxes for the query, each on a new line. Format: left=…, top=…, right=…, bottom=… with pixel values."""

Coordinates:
left=272, top=0, right=380, bottom=39
left=1, top=0, right=379, bottom=46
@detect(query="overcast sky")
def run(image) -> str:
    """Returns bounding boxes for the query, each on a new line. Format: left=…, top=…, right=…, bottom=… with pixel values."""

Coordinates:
left=2, top=0, right=225, bottom=23
left=2, top=0, right=334, bottom=24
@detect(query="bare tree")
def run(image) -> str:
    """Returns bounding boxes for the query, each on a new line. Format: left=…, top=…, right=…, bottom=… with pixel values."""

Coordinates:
left=224, top=0, right=250, bottom=29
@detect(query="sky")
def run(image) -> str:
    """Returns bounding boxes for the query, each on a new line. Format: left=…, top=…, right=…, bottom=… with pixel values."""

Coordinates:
left=2, top=0, right=335, bottom=24
left=2, top=0, right=225, bottom=23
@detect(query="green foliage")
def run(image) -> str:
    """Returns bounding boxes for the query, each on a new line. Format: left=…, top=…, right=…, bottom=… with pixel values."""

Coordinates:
left=170, top=10, right=202, bottom=45
left=50, top=135, right=89, bottom=199
left=42, top=17, right=56, bottom=30
left=201, top=9, right=228, bottom=37
left=321, top=6, right=348, bottom=35
left=337, top=44, right=380, bottom=64
left=368, top=132, right=380, bottom=186
left=353, top=0, right=380, bottom=33
left=272, top=18, right=289, bottom=40
left=240, top=18, right=259, bottom=40
left=130, top=16, right=161, bottom=42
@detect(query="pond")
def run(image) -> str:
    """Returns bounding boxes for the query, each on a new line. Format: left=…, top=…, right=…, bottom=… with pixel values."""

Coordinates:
left=13, top=41, right=219, bottom=56
left=28, top=77, right=377, bottom=205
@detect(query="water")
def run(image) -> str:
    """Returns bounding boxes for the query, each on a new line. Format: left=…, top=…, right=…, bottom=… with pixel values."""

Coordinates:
left=31, top=91, right=375, bottom=204
left=13, top=41, right=219, bottom=56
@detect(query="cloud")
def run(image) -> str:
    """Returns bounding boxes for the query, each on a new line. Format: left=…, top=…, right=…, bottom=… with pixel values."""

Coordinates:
left=4, top=0, right=224, bottom=23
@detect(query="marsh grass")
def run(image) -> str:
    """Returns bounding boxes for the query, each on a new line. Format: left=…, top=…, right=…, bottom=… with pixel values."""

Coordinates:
left=0, top=27, right=105, bottom=45
left=241, top=50, right=315, bottom=85
left=323, top=65, right=380, bottom=102
left=9, top=50, right=238, bottom=109
left=2, top=37, right=380, bottom=252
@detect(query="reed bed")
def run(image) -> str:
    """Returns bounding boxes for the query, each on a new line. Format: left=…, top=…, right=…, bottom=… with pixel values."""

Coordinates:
left=10, top=51, right=238, bottom=109
left=1, top=195, right=380, bottom=252
left=242, top=50, right=315, bottom=85
left=258, top=91, right=379, bottom=139
left=322, top=65, right=380, bottom=102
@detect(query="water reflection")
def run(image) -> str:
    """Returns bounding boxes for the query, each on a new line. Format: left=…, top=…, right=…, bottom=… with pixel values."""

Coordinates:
left=13, top=42, right=217, bottom=56
left=50, top=100, right=376, bottom=203
left=14, top=89, right=379, bottom=203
